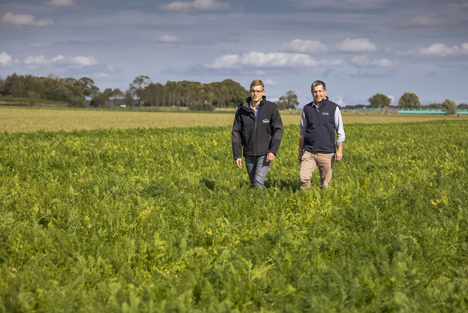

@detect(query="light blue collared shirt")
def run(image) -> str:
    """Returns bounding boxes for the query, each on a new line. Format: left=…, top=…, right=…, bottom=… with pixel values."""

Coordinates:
left=300, top=100, right=345, bottom=146
left=249, top=101, right=258, bottom=119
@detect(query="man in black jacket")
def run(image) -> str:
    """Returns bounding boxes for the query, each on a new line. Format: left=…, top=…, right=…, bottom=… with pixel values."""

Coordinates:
left=232, top=79, right=284, bottom=189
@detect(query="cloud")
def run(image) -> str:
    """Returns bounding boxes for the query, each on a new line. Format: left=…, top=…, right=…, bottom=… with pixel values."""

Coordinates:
left=93, top=72, right=108, bottom=78
left=205, top=52, right=343, bottom=69
left=71, top=56, right=97, bottom=66
left=2, top=12, right=54, bottom=28
left=398, top=16, right=463, bottom=27
left=410, top=42, right=468, bottom=57
left=337, top=38, right=377, bottom=52
left=352, top=55, right=397, bottom=68
left=263, top=79, right=276, bottom=86
left=0, top=52, right=13, bottom=66
left=24, top=55, right=49, bottom=65
left=281, top=39, right=328, bottom=54
left=44, top=0, right=74, bottom=7
left=22, top=55, right=97, bottom=67
left=331, top=96, right=346, bottom=107
left=154, top=35, right=179, bottom=43
left=162, top=0, right=230, bottom=12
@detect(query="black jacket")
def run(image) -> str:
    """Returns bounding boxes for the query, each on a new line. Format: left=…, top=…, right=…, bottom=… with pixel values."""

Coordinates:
left=232, top=96, right=283, bottom=159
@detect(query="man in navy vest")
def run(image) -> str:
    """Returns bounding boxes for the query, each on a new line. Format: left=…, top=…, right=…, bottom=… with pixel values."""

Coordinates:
left=298, top=80, right=345, bottom=189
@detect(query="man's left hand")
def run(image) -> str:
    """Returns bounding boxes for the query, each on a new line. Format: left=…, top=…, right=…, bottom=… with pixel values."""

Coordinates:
left=266, top=153, right=275, bottom=163
left=335, top=150, right=343, bottom=161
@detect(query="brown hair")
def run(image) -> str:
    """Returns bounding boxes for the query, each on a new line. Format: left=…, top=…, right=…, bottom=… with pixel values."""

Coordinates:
left=250, top=79, right=264, bottom=90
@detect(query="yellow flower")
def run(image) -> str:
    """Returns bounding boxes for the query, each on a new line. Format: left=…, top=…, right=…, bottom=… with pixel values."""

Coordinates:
left=139, top=210, right=149, bottom=217
left=51, top=150, right=55, bottom=156
left=430, top=199, right=437, bottom=206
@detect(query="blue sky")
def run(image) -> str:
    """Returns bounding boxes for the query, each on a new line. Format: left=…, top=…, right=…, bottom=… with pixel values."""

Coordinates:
left=1, top=0, right=467, bottom=107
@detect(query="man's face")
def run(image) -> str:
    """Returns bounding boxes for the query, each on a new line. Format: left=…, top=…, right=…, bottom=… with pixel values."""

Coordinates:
left=250, top=85, right=265, bottom=102
left=312, top=85, right=327, bottom=103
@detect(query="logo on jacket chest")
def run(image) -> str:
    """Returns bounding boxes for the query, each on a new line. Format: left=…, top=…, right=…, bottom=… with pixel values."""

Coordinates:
left=262, top=119, right=269, bottom=123
left=322, top=112, right=329, bottom=116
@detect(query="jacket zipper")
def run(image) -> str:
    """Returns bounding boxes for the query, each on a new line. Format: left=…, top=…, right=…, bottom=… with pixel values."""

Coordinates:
left=254, top=106, right=257, bottom=156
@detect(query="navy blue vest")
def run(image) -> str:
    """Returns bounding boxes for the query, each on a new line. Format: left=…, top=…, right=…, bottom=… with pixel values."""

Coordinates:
left=303, top=98, right=338, bottom=153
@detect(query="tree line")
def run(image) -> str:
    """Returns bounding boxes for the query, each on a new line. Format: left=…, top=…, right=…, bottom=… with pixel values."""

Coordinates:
left=368, top=92, right=466, bottom=114
left=0, top=73, right=300, bottom=110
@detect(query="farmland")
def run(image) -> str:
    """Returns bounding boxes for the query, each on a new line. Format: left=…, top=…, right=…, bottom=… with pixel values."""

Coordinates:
left=1, top=106, right=466, bottom=133
left=1, top=119, right=468, bottom=312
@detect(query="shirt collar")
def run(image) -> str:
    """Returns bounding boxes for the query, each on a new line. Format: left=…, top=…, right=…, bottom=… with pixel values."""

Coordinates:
left=249, top=101, right=258, bottom=111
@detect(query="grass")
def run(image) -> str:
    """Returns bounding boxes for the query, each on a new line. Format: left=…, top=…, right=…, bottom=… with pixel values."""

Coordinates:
left=1, top=120, right=467, bottom=311
left=1, top=106, right=465, bottom=133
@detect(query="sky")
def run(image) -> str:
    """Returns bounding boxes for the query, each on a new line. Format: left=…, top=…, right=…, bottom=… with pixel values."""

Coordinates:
left=1, top=0, right=467, bottom=107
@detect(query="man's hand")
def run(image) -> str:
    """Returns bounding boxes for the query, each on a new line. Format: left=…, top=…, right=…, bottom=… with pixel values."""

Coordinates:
left=235, top=158, right=242, bottom=169
left=335, top=150, right=342, bottom=161
left=298, top=150, right=303, bottom=162
left=266, top=153, right=275, bottom=163
left=335, top=142, right=343, bottom=162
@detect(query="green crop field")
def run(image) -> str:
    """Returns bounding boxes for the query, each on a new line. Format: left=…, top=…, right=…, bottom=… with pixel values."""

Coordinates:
left=1, top=120, right=467, bottom=312
left=1, top=107, right=466, bottom=133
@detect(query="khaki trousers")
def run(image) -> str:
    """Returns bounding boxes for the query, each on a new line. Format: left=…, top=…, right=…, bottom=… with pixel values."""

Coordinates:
left=299, top=151, right=335, bottom=189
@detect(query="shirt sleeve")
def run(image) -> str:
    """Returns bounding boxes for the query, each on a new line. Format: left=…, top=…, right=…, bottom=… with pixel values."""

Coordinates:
left=300, top=108, right=307, bottom=134
left=335, top=106, right=345, bottom=145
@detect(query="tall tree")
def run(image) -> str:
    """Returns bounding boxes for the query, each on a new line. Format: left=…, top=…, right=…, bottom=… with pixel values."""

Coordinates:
left=0, top=76, right=5, bottom=96
left=398, top=92, right=421, bottom=108
left=278, top=90, right=299, bottom=109
left=442, top=99, right=457, bottom=114
left=111, top=88, right=123, bottom=107
left=368, top=93, right=391, bottom=108
left=130, top=75, right=150, bottom=106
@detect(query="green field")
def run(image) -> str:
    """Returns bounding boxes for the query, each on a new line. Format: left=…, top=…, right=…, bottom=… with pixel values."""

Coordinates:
left=1, top=106, right=466, bottom=133
left=1, top=120, right=468, bottom=312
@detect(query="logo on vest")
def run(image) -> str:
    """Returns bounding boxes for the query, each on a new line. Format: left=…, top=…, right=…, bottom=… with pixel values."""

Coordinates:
left=262, top=119, right=269, bottom=123
left=322, top=112, right=329, bottom=115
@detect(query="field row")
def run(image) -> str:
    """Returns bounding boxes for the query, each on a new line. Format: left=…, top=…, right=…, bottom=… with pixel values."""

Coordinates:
left=1, top=107, right=466, bottom=133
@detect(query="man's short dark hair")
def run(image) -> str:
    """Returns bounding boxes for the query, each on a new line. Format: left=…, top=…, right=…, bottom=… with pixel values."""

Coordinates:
left=311, top=80, right=326, bottom=91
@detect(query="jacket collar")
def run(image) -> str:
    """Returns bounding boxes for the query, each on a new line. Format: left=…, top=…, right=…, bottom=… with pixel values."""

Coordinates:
left=242, top=96, right=266, bottom=111
left=312, top=96, right=329, bottom=108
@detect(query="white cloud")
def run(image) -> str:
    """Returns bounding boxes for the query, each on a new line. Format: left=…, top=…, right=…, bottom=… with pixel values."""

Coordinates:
left=22, top=55, right=97, bottom=67
left=24, top=55, right=49, bottom=65
left=0, top=52, right=13, bottom=66
left=154, top=35, right=179, bottom=43
left=162, top=0, right=230, bottom=12
left=71, top=56, right=97, bottom=66
left=205, top=52, right=343, bottom=69
left=263, top=79, right=276, bottom=86
left=281, top=39, right=328, bottom=54
left=51, top=55, right=65, bottom=62
left=411, top=43, right=468, bottom=57
left=337, top=38, right=377, bottom=52
left=44, top=0, right=74, bottom=7
left=352, top=55, right=397, bottom=68
left=331, top=96, right=346, bottom=107
left=2, top=12, right=53, bottom=28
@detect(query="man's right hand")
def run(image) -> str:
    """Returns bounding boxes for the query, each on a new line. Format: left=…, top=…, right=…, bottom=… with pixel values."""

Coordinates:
left=235, top=158, right=242, bottom=169
left=298, top=150, right=303, bottom=162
